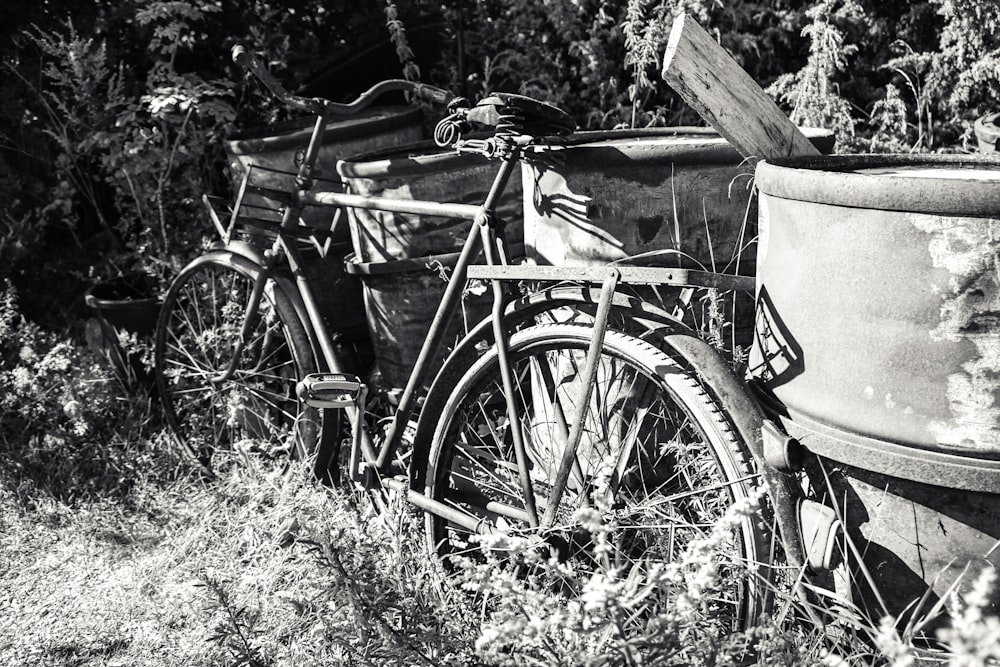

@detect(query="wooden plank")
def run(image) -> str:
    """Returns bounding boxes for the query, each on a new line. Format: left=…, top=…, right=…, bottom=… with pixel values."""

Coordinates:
left=661, top=12, right=821, bottom=159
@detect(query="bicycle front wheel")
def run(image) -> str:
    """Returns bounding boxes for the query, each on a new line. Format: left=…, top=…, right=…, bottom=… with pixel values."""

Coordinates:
left=154, top=251, right=320, bottom=473
left=424, top=323, right=769, bottom=632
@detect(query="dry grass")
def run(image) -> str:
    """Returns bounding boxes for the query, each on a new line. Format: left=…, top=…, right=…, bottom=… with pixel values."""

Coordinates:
left=2, top=290, right=998, bottom=666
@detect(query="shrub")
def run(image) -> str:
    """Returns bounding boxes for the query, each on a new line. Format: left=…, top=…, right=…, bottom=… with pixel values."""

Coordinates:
left=0, top=281, right=165, bottom=500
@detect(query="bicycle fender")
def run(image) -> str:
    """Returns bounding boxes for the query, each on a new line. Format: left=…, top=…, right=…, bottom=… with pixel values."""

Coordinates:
left=660, top=331, right=805, bottom=570
left=408, top=285, right=696, bottom=491
left=218, top=239, right=266, bottom=265
left=197, top=246, right=323, bottom=363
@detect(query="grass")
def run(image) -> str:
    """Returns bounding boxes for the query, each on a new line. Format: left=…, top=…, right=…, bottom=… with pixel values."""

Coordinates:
left=0, top=418, right=484, bottom=666
left=3, top=402, right=999, bottom=666
left=3, top=296, right=1000, bottom=666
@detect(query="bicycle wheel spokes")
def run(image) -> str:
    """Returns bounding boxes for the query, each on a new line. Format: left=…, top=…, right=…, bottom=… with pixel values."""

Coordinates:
left=155, top=255, right=319, bottom=472
left=425, top=323, right=768, bottom=632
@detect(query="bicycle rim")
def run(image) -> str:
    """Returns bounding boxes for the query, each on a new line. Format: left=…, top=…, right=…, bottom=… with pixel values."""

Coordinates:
left=424, top=323, right=768, bottom=633
left=154, top=252, right=319, bottom=473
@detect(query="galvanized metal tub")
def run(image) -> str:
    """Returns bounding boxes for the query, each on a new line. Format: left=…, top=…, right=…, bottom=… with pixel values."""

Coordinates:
left=521, top=127, right=834, bottom=269
left=751, top=153, right=1000, bottom=627
left=225, top=106, right=424, bottom=237
left=975, top=112, right=1000, bottom=153
left=752, top=154, right=1000, bottom=487
left=336, top=141, right=523, bottom=262
left=523, top=127, right=753, bottom=269
left=344, top=251, right=494, bottom=391
left=522, top=127, right=832, bottom=356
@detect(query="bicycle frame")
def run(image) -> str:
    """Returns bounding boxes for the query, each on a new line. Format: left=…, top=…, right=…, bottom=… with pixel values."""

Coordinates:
left=214, top=109, right=755, bottom=540
left=214, top=106, right=560, bottom=529
left=201, top=56, right=798, bottom=565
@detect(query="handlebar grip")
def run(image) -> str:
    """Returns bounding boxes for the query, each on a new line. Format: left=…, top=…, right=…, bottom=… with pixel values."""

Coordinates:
left=231, top=43, right=250, bottom=67
left=231, top=43, right=322, bottom=115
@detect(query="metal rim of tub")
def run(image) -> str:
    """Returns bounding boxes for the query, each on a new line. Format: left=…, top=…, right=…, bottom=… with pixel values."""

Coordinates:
left=343, top=242, right=525, bottom=276
left=543, top=125, right=834, bottom=153
left=753, top=384, right=1000, bottom=492
left=336, top=139, right=497, bottom=181
left=755, top=153, right=1000, bottom=217
left=336, top=128, right=835, bottom=180
left=344, top=250, right=465, bottom=276
left=225, top=105, right=423, bottom=156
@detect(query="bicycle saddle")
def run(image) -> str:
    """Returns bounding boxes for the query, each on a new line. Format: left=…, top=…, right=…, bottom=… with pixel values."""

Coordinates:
left=472, top=93, right=576, bottom=137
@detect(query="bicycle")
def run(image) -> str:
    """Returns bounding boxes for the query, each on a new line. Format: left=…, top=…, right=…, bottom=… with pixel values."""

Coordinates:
left=153, top=44, right=775, bottom=633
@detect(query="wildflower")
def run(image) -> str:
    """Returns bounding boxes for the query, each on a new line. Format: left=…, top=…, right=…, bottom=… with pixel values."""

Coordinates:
left=873, top=616, right=915, bottom=667
left=819, top=648, right=852, bottom=667
left=475, top=626, right=502, bottom=653
left=11, top=367, right=33, bottom=392
left=581, top=572, right=620, bottom=614
left=937, top=565, right=1000, bottom=666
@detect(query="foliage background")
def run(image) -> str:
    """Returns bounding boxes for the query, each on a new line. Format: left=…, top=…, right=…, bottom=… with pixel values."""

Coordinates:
left=1, top=0, right=998, bottom=327
left=1, top=2, right=1000, bottom=664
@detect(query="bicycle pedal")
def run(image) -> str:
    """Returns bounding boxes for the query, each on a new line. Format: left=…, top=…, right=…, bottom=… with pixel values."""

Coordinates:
left=296, top=373, right=364, bottom=408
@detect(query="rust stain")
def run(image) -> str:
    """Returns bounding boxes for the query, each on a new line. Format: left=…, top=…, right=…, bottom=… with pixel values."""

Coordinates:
left=914, top=214, right=1000, bottom=450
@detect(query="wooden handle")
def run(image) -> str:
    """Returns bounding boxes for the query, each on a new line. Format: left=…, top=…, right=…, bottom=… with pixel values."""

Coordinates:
left=661, top=13, right=821, bottom=159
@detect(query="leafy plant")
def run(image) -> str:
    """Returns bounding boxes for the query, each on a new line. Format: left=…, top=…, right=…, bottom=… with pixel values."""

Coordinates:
left=768, top=0, right=864, bottom=149
left=0, top=281, right=164, bottom=500
left=384, top=0, right=420, bottom=82
left=885, top=0, right=1000, bottom=150
left=199, top=574, right=271, bottom=667
left=19, top=9, right=236, bottom=285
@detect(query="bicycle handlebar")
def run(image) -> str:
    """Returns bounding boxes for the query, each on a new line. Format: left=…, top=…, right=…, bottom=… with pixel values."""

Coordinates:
left=232, top=43, right=455, bottom=116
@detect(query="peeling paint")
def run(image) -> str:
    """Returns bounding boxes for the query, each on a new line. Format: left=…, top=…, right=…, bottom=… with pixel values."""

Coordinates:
left=912, top=214, right=1000, bottom=450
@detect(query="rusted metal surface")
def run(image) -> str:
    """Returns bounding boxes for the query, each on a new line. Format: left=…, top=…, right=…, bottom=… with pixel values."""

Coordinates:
left=465, top=263, right=756, bottom=291
left=762, top=395, right=1000, bottom=493
left=225, top=107, right=423, bottom=237
left=751, top=154, right=1000, bottom=485
left=975, top=112, right=1000, bottom=153
left=522, top=128, right=760, bottom=270
left=336, top=141, right=524, bottom=262
left=751, top=153, right=1000, bottom=626
left=345, top=249, right=493, bottom=392
left=813, top=459, right=1000, bottom=628
left=522, top=128, right=834, bottom=268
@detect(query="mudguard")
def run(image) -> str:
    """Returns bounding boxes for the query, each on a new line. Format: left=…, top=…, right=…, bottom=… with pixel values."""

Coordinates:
left=408, top=283, right=805, bottom=570
left=210, top=241, right=327, bottom=368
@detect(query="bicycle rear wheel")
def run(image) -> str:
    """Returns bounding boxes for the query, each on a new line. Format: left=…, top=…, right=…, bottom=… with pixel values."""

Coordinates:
left=424, top=323, right=769, bottom=632
left=154, top=251, right=320, bottom=473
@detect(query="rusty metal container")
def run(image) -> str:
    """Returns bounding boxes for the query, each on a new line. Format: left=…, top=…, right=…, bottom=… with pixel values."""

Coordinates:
left=522, top=127, right=832, bottom=356
left=752, top=154, right=1000, bottom=484
left=751, top=153, right=1000, bottom=627
left=224, top=106, right=423, bottom=237
left=335, top=141, right=523, bottom=391
left=521, top=127, right=834, bottom=267
left=975, top=112, right=1000, bottom=153
left=344, top=251, right=494, bottom=392
left=336, top=141, right=523, bottom=262
left=522, top=128, right=756, bottom=270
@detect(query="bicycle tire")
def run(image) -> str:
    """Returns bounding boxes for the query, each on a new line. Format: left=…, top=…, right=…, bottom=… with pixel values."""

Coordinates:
left=423, top=323, right=769, bottom=632
left=154, top=251, right=320, bottom=474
